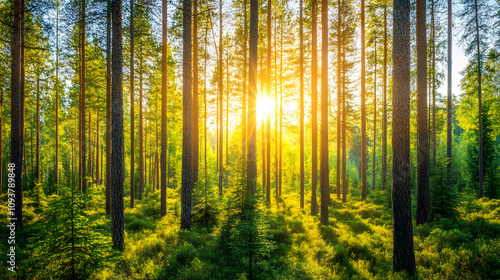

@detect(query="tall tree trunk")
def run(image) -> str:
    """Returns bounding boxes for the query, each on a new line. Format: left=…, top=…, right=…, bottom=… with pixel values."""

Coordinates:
left=392, top=0, right=416, bottom=274
left=266, top=0, right=271, bottom=206
left=81, top=0, right=87, bottom=193
left=299, top=0, right=304, bottom=209
left=219, top=0, right=223, bottom=196
left=139, top=37, right=144, bottom=200
left=204, top=22, right=208, bottom=217
left=130, top=0, right=135, bottom=207
left=416, top=0, right=430, bottom=225
left=311, top=0, right=318, bottom=215
left=226, top=53, right=229, bottom=188
left=96, top=111, right=100, bottom=185
left=106, top=0, right=112, bottom=215
left=262, top=121, right=265, bottom=189
left=193, top=0, right=199, bottom=186
left=0, top=89, right=3, bottom=194
left=247, top=0, right=258, bottom=203
left=336, top=0, right=341, bottom=201
left=320, top=0, right=329, bottom=226
left=11, top=0, right=23, bottom=227
left=372, top=42, right=377, bottom=191
left=160, top=0, right=168, bottom=218
left=361, top=0, right=367, bottom=201
left=111, top=0, right=125, bottom=251
left=88, top=111, right=92, bottom=184
left=342, top=52, right=347, bottom=204
left=431, top=0, right=436, bottom=167
left=474, top=0, right=483, bottom=198
left=279, top=21, right=283, bottom=197
left=242, top=0, right=247, bottom=162
left=382, top=4, right=388, bottom=191
left=446, top=0, right=452, bottom=172
left=181, top=0, right=193, bottom=230
left=36, top=77, right=40, bottom=182
left=55, top=1, right=60, bottom=189
left=274, top=16, right=278, bottom=200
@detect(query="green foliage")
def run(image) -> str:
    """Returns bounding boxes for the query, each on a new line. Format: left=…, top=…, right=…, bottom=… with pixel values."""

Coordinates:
left=24, top=187, right=120, bottom=279
left=430, top=159, right=459, bottom=220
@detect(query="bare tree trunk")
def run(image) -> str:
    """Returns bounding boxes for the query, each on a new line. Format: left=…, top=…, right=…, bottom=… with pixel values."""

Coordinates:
left=130, top=0, right=135, bottom=207
left=431, top=0, right=436, bottom=167
left=161, top=0, right=168, bottom=217
left=11, top=0, right=23, bottom=227
left=36, top=77, right=40, bottom=182
left=342, top=52, right=347, bottom=204
left=474, top=0, right=483, bottom=198
left=311, top=0, right=318, bottom=215
left=446, top=0, right=452, bottom=172
left=361, top=0, right=367, bottom=201
left=247, top=0, right=258, bottom=203
left=372, top=42, right=377, bottom=191
left=111, top=0, right=125, bottom=250
left=218, top=0, right=223, bottom=196
left=279, top=21, right=283, bottom=197
left=242, top=0, right=247, bottom=162
left=392, top=0, right=416, bottom=274
left=0, top=90, right=3, bottom=194
left=106, top=0, right=112, bottom=215
left=266, top=0, right=271, bottom=206
left=336, top=0, right=341, bottom=200
left=88, top=111, right=92, bottom=184
left=193, top=0, right=199, bottom=186
left=139, top=36, right=144, bottom=200
left=181, top=0, right=193, bottom=230
left=55, top=2, right=60, bottom=189
left=81, top=0, right=87, bottom=193
left=299, top=0, right=304, bottom=209
left=382, top=4, right=388, bottom=191
left=96, top=111, right=100, bottom=185
left=320, top=0, right=329, bottom=226
left=416, top=0, right=430, bottom=225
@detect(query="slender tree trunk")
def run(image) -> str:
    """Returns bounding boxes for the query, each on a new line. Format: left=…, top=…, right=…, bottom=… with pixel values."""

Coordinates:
left=0, top=90, right=3, bottom=194
left=11, top=0, right=23, bottom=227
left=361, top=0, right=367, bottom=201
left=111, top=0, right=125, bottom=251
left=431, top=0, right=436, bottom=167
left=81, top=0, right=87, bottom=193
left=392, top=0, right=416, bottom=274
left=36, top=77, right=40, bottom=182
left=342, top=51, right=347, bottom=204
left=382, top=4, right=388, bottom=191
left=299, top=0, right=304, bottom=209
left=219, top=0, right=223, bottom=196
left=130, top=0, right=135, bottom=207
left=266, top=0, right=271, bottom=206
left=139, top=38, right=144, bottom=200
left=311, top=0, right=318, bottom=215
left=242, top=0, right=247, bottom=162
left=88, top=112, right=92, bottom=184
left=193, top=0, right=199, bottom=186
left=279, top=22, right=283, bottom=197
left=55, top=2, right=60, bottom=189
left=372, top=42, right=377, bottom=191
left=204, top=22, right=208, bottom=216
left=320, top=0, right=329, bottom=226
left=446, top=0, right=452, bottom=172
left=106, top=0, right=112, bottom=215
left=416, top=0, right=430, bottom=225
left=226, top=52, right=229, bottom=188
left=336, top=0, right=341, bottom=200
left=181, top=0, right=193, bottom=230
left=247, top=0, right=258, bottom=203
left=262, top=120, right=265, bottom=189
left=473, top=0, right=483, bottom=197
left=274, top=15, right=278, bottom=200
left=96, top=111, right=100, bottom=184
left=160, top=0, right=168, bottom=218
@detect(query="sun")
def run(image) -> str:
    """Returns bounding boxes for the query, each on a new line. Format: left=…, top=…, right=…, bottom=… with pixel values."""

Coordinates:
left=256, top=95, right=276, bottom=122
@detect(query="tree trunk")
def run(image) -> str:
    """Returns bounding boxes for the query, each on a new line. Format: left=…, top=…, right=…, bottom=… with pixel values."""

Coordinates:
left=279, top=22, right=283, bottom=197
left=55, top=2, right=60, bottom=189
left=242, top=0, right=247, bottom=162
left=247, top=0, right=258, bottom=204
left=106, top=0, right=112, bottom=215
left=446, top=0, right=452, bottom=172
left=416, top=0, right=430, bottom=225
left=193, top=0, right=199, bottom=186
left=392, top=0, right=416, bottom=274
left=130, top=0, right=135, bottom=208
left=96, top=111, right=100, bottom=185
left=474, top=0, right=483, bottom=198
left=431, top=0, right=436, bottom=167
left=361, top=0, right=367, bottom=201
left=372, top=42, right=377, bottom=191
left=88, top=111, right=92, bottom=184
left=111, top=0, right=125, bottom=251
left=382, top=4, right=388, bottom=191
left=266, top=0, right=271, bottom=206
left=139, top=36, right=144, bottom=200
left=36, top=76, right=40, bottom=182
left=311, top=0, right=318, bottom=215
left=81, top=0, right=87, bottom=193
left=161, top=0, right=168, bottom=217
left=342, top=52, right=347, bottom=204
left=320, top=0, right=329, bottom=226
left=0, top=90, right=3, bottom=194
left=219, top=0, right=223, bottom=196
left=336, top=0, right=341, bottom=200
left=299, top=0, right=304, bottom=209
left=11, top=0, right=23, bottom=227
left=181, top=0, right=193, bottom=230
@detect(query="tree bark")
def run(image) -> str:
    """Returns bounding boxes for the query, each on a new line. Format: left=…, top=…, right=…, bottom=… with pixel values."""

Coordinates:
left=96, top=111, right=100, bottom=185
left=36, top=77, right=40, bottom=182
left=130, top=0, right=135, bottom=208
left=106, top=0, right=112, bottom=215
left=372, top=42, right=377, bottom=191
left=193, top=0, right=199, bottom=186
left=361, top=0, right=367, bottom=201
left=392, top=0, right=416, bottom=274
left=111, top=0, right=125, bottom=251
left=431, top=0, right=436, bottom=167
left=139, top=35, right=144, bottom=200
left=446, top=0, right=452, bottom=172
left=382, top=4, right=388, bottom=191
left=311, top=0, right=318, bottom=215
left=161, top=0, right=167, bottom=216
left=242, top=0, right=247, bottom=163
left=219, top=0, right=223, bottom=196
left=181, top=0, right=193, bottom=230
left=266, top=0, right=271, bottom=206
left=81, top=0, right=87, bottom=193
left=336, top=0, right=341, bottom=201
left=55, top=2, right=60, bottom=188
left=320, top=0, right=329, bottom=226
left=416, top=0, right=430, bottom=225
left=247, top=0, right=258, bottom=204
left=299, top=0, right=304, bottom=209
left=474, top=0, right=483, bottom=198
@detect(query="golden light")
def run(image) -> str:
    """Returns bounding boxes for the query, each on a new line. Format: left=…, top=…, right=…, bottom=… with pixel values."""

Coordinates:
left=256, top=94, right=275, bottom=122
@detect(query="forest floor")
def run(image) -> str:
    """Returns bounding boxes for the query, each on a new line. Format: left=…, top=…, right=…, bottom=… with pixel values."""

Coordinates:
left=1, top=185, right=500, bottom=279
